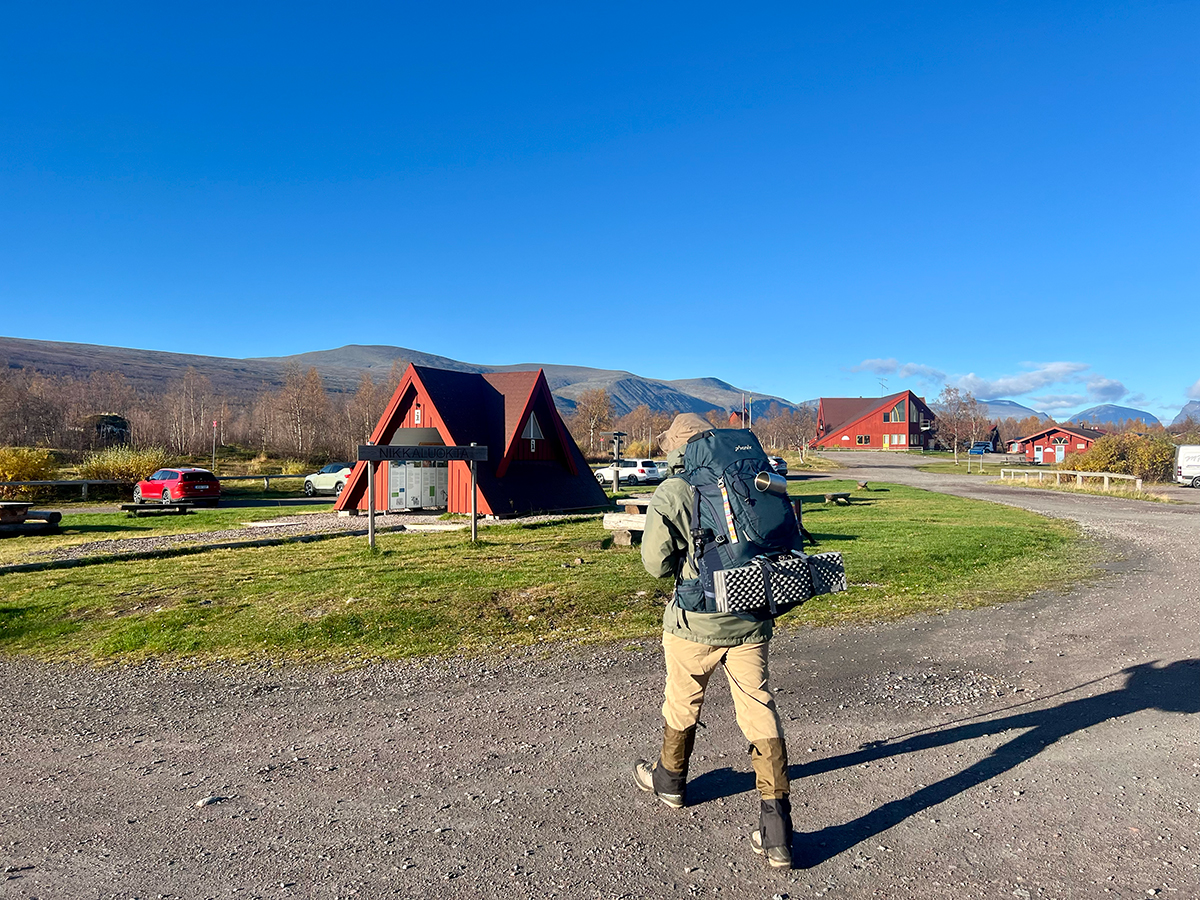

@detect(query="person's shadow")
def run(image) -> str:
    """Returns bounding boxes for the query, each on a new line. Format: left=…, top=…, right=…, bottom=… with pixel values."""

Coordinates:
left=688, top=659, right=1200, bottom=868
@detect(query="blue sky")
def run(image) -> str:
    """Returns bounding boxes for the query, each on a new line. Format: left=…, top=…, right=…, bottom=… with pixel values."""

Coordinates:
left=2, top=3, right=1197, bottom=420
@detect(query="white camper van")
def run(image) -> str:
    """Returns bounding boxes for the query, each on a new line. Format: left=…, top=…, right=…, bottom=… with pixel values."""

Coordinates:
left=1176, top=445, right=1200, bottom=488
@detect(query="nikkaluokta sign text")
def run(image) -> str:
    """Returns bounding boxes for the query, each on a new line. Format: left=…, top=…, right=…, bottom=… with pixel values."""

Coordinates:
left=357, top=444, right=489, bottom=463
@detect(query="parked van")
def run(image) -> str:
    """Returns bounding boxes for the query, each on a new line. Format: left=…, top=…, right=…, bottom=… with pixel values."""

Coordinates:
left=1176, top=445, right=1200, bottom=488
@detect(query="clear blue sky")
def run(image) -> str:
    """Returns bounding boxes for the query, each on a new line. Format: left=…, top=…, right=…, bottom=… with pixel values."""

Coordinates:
left=2, top=3, right=1197, bottom=420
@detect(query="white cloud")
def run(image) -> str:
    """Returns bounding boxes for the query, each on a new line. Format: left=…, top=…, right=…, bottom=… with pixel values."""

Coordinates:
left=850, top=358, right=898, bottom=376
left=1086, top=377, right=1127, bottom=402
left=1030, top=393, right=1089, bottom=411
left=1188, top=378, right=1200, bottom=401
left=897, top=362, right=947, bottom=382
left=956, top=362, right=1090, bottom=399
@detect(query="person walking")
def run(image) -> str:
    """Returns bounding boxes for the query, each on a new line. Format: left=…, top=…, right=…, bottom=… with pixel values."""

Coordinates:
left=633, top=412, right=794, bottom=868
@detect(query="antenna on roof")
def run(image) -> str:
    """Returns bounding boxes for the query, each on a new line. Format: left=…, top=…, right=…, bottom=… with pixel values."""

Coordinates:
left=878, top=379, right=888, bottom=393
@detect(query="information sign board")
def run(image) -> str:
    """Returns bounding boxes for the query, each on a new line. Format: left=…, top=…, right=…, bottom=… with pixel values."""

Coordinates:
left=358, top=445, right=488, bottom=463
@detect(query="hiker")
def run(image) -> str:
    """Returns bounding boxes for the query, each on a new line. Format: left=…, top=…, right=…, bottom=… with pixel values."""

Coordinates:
left=633, top=412, right=794, bottom=868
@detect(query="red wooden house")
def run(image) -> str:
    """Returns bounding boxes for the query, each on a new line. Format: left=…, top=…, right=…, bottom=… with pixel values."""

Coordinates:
left=812, top=391, right=937, bottom=450
left=1008, top=425, right=1105, bottom=465
left=335, top=365, right=607, bottom=517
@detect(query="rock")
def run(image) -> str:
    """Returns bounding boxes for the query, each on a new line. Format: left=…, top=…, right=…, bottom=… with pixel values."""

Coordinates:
left=195, top=795, right=225, bottom=808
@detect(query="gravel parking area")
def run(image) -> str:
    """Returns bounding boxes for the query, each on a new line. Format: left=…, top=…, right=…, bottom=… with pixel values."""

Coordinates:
left=1, top=455, right=1198, bottom=899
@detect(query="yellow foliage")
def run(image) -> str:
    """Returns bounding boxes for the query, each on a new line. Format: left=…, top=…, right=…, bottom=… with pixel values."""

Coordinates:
left=0, top=447, right=57, bottom=498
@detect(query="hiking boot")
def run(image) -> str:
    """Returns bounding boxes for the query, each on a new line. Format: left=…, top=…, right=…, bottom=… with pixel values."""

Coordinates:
left=633, top=759, right=685, bottom=808
left=751, top=797, right=793, bottom=868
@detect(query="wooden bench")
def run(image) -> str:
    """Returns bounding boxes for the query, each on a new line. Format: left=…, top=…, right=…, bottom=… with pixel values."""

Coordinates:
left=0, top=502, right=63, bottom=536
left=824, top=492, right=852, bottom=505
left=120, top=502, right=196, bottom=517
left=603, top=512, right=647, bottom=546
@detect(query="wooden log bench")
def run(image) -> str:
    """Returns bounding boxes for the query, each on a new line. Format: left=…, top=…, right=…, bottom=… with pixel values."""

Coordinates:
left=120, top=502, right=196, bottom=517
left=603, top=512, right=647, bottom=546
left=0, top=502, right=63, bottom=537
left=824, top=492, right=852, bottom=505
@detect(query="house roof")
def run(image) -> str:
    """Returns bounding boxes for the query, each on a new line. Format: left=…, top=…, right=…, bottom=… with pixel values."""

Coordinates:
left=340, top=364, right=606, bottom=516
left=1014, top=424, right=1107, bottom=444
left=819, top=391, right=911, bottom=433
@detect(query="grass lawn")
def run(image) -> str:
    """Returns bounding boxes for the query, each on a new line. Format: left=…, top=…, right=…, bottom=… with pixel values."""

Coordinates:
left=0, top=505, right=332, bottom=567
left=0, top=481, right=1099, bottom=664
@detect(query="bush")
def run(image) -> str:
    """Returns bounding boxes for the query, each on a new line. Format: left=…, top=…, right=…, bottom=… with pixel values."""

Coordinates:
left=78, top=446, right=172, bottom=482
left=1061, top=433, right=1177, bottom=483
left=0, top=447, right=58, bottom=499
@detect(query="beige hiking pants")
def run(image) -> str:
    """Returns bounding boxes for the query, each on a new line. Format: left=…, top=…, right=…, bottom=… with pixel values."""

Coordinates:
left=660, top=632, right=790, bottom=798
left=661, top=632, right=785, bottom=741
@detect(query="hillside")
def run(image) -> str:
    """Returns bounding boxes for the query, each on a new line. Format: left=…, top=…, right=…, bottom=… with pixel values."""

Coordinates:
left=977, top=398, right=1050, bottom=420
left=1171, top=400, right=1200, bottom=426
left=1067, top=404, right=1161, bottom=428
left=0, top=336, right=801, bottom=418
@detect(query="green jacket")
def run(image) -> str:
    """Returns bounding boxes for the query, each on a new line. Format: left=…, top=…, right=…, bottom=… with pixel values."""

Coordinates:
left=640, top=447, right=772, bottom=647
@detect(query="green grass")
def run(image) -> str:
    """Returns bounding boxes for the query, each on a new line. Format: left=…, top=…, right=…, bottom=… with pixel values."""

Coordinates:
left=0, top=482, right=1099, bottom=664
left=988, top=479, right=1176, bottom=504
left=0, top=505, right=331, bottom=566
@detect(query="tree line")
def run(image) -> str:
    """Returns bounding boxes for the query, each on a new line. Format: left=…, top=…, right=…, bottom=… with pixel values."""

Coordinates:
left=0, top=363, right=407, bottom=462
left=566, top=388, right=818, bottom=459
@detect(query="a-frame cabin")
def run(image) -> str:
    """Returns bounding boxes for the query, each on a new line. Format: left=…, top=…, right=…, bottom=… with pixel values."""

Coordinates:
left=335, top=364, right=608, bottom=517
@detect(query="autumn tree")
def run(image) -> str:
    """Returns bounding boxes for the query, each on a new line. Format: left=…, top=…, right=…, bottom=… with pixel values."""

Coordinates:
left=572, top=389, right=613, bottom=455
left=932, top=386, right=982, bottom=463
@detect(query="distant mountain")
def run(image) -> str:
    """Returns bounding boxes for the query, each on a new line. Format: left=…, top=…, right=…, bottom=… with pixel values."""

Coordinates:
left=1067, top=404, right=1161, bottom=428
left=0, top=336, right=802, bottom=419
left=1171, top=400, right=1200, bottom=426
left=977, top=399, right=1051, bottom=421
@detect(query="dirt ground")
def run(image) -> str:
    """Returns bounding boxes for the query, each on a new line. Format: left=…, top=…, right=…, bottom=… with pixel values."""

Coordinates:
left=2, top=453, right=1198, bottom=900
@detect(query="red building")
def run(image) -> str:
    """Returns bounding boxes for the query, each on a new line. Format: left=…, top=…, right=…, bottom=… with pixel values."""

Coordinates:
left=1008, top=425, right=1105, bottom=465
left=812, top=391, right=937, bottom=450
left=335, top=364, right=607, bottom=517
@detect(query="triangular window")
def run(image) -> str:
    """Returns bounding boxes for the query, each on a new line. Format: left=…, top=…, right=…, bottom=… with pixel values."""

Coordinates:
left=522, top=413, right=544, bottom=441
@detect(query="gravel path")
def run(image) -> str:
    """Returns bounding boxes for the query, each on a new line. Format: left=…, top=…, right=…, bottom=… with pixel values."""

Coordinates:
left=13, top=511, right=596, bottom=566
left=1, top=455, right=1198, bottom=899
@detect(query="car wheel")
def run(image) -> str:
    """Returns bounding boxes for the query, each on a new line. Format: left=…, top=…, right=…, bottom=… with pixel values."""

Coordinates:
left=596, top=472, right=605, bottom=484
left=626, top=475, right=639, bottom=486
left=335, top=482, right=344, bottom=496
left=161, top=489, right=171, bottom=505
left=304, top=481, right=315, bottom=496
left=1192, top=476, right=1200, bottom=489
left=133, top=485, right=143, bottom=503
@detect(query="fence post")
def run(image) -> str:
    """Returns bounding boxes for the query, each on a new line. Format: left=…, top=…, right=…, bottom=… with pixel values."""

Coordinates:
left=1103, top=475, right=1110, bottom=491
left=82, top=482, right=88, bottom=501
left=1136, top=478, right=1142, bottom=491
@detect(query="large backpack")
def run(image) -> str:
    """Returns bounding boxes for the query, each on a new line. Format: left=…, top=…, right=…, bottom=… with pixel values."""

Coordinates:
left=671, top=429, right=845, bottom=618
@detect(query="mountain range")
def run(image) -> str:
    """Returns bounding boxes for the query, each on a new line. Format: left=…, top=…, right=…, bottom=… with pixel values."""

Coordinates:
left=1172, top=401, right=1200, bottom=426
left=0, top=336, right=803, bottom=419
left=1, top=335, right=1189, bottom=425
left=1067, top=405, right=1161, bottom=428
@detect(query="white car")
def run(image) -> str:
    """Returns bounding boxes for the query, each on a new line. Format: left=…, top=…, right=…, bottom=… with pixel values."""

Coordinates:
left=594, top=459, right=660, bottom=486
left=304, top=462, right=352, bottom=496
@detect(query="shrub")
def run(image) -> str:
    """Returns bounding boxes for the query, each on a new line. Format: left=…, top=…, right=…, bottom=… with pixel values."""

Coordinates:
left=1060, top=433, right=1177, bottom=483
left=78, top=446, right=172, bottom=483
left=0, top=447, right=58, bottom=499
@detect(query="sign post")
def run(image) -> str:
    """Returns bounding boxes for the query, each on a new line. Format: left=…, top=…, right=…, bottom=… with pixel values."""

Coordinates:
left=356, top=444, right=490, bottom=546
left=470, top=442, right=478, bottom=542
left=365, top=441, right=376, bottom=550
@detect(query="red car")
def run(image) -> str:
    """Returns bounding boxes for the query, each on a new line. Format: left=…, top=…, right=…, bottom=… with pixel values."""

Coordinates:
left=133, top=467, right=221, bottom=506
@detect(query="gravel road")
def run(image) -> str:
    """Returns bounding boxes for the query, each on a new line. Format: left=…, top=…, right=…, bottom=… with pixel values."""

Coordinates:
left=2, top=454, right=1198, bottom=900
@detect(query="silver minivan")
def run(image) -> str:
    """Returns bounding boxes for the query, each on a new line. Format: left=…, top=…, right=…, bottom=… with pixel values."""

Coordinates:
left=1175, top=445, right=1200, bottom=488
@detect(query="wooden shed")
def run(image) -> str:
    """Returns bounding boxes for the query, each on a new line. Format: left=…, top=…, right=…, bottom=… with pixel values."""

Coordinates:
left=335, top=364, right=608, bottom=517
left=1008, top=425, right=1106, bottom=464
left=812, top=391, right=937, bottom=450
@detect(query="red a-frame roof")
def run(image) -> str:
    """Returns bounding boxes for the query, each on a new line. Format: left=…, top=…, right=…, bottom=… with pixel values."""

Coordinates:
left=336, top=364, right=605, bottom=517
